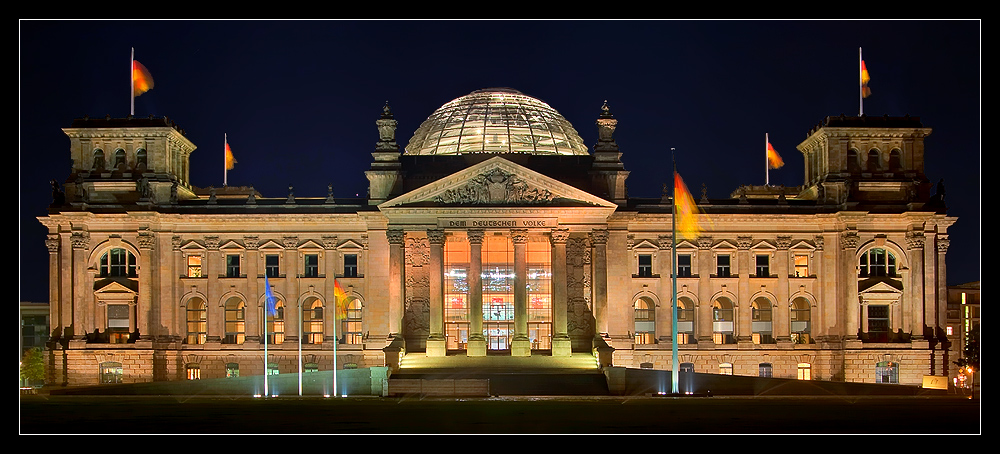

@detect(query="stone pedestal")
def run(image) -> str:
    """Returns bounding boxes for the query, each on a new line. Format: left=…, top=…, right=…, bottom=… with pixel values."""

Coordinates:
left=467, top=338, right=487, bottom=356
left=551, top=336, right=573, bottom=357
left=426, top=337, right=447, bottom=357
left=511, top=337, right=531, bottom=357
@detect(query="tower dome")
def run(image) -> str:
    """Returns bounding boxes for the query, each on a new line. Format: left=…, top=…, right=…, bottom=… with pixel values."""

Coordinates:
left=404, top=88, right=590, bottom=156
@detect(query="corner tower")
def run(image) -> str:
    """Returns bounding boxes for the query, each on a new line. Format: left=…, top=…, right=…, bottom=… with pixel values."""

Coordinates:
left=796, top=115, right=933, bottom=208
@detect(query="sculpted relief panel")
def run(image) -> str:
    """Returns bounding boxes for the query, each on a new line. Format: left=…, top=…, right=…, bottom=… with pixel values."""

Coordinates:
left=434, top=168, right=554, bottom=205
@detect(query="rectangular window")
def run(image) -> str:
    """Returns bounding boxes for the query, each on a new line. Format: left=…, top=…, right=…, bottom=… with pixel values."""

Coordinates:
left=755, top=254, right=770, bottom=277
left=304, top=254, right=319, bottom=278
left=677, top=254, right=692, bottom=278
left=187, top=255, right=202, bottom=278
left=265, top=254, right=280, bottom=278
left=226, top=254, right=241, bottom=278
left=344, top=254, right=358, bottom=277
left=717, top=254, right=731, bottom=277
left=868, top=305, right=890, bottom=342
left=637, top=254, right=652, bottom=277
left=794, top=255, right=809, bottom=277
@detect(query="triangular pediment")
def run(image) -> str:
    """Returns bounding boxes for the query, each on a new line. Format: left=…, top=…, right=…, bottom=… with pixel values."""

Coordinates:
left=94, top=278, right=139, bottom=295
left=632, top=239, right=660, bottom=251
left=336, top=239, right=364, bottom=251
left=379, top=156, right=616, bottom=209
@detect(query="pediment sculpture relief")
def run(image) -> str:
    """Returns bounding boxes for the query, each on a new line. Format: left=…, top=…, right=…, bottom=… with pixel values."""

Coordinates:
left=434, top=168, right=554, bottom=205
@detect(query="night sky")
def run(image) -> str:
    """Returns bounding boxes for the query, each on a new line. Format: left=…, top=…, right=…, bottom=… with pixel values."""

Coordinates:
left=19, top=20, right=981, bottom=303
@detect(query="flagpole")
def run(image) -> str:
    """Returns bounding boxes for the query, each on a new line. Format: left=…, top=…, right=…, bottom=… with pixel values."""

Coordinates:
left=130, top=48, right=135, bottom=116
left=263, top=304, right=269, bottom=397
left=670, top=148, right=679, bottom=395
left=224, top=133, right=228, bottom=187
left=333, top=293, right=338, bottom=397
left=765, top=133, right=770, bottom=186
left=859, top=47, right=864, bottom=116
left=298, top=300, right=302, bottom=396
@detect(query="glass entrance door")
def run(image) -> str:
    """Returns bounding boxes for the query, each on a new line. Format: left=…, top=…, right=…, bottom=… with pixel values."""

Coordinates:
left=485, top=322, right=511, bottom=350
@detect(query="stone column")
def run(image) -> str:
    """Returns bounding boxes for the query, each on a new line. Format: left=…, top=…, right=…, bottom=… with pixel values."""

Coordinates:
left=905, top=230, right=925, bottom=339
left=467, top=229, right=487, bottom=356
left=426, top=229, right=446, bottom=356
left=550, top=228, right=571, bottom=356
left=842, top=231, right=861, bottom=341
left=169, top=236, right=183, bottom=341
left=136, top=229, right=155, bottom=344
left=386, top=229, right=405, bottom=337
left=775, top=236, right=791, bottom=345
left=590, top=229, right=609, bottom=336
left=511, top=229, right=531, bottom=356
left=45, top=234, right=62, bottom=340
left=322, top=235, right=338, bottom=343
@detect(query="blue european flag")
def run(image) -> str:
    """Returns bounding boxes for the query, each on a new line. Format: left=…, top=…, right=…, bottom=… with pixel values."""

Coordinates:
left=264, top=274, right=277, bottom=316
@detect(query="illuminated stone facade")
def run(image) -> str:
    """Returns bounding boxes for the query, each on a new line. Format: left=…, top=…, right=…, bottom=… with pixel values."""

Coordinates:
left=39, top=89, right=957, bottom=387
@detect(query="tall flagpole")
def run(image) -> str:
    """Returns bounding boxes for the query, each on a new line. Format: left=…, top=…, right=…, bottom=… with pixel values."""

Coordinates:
left=224, top=134, right=228, bottom=187
left=333, top=293, right=338, bottom=397
left=859, top=47, right=864, bottom=116
left=298, top=295, right=303, bottom=396
left=130, top=48, right=135, bottom=116
left=765, top=133, right=769, bottom=186
left=670, top=148, right=679, bottom=395
left=263, top=305, right=269, bottom=397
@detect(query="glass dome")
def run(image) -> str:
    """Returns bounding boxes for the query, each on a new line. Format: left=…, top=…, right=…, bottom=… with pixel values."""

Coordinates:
left=404, top=88, right=589, bottom=156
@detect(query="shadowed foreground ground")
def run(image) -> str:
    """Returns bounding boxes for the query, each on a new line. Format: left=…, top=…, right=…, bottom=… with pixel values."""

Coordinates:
left=20, top=395, right=979, bottom=435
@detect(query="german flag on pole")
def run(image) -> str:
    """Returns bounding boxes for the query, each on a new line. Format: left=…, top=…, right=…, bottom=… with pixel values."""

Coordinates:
left=333, top=279, right=348, bottom=320
left=132, top=60, right=154, bottom=97
left=225, top=140, right=237, bottom=170
left=767, top=140, right=784, bottom=169
left=674, top=172, right=701, bottom=240
left=861, top=60, right=872, bottom=98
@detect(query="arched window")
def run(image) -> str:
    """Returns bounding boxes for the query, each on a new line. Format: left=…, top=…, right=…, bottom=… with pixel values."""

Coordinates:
left=751, top=298, right=774, bottom=344
left=99, top=361, right=123, bottom=384
left=302, top=298, right=324, bottom=344
left=92, top=149, right=106, bottom=171
left=859, top=248, right=897, bottom=278
left=113, top=148, right=127, bottom=170
left=847, top=148, right=861, bottom=173
left=224, top=298, right=245, bottom=344
left=790, top=298, right=811, bottom=344
left=866, top=149, right=881, bottom=172
left=99, top=248, right=137, bottom=278
left=343, top=298, right=363, bottom=344
left=634, top=298, right=655, bottom=344
left=266, top=301, right=285, bottom=344
left=888, top=149, right=902, bottom=172
left=186, top=298, right=207, bottom=345
left=676, top=297, right=695, bottom=344
left=712, top=298, right=735, bottom=345
left=135, top=148, right=148, bottom=170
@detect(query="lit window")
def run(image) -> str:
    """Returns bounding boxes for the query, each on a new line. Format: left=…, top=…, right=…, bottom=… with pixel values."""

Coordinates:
left=719, top=363, right=733, bottom=375
left=302, top=299, right=324, bottom=344
left=187, top=255, right=202, bottom=277
left=304, top=363, right=319, bottom=373
left=304, top=254, right=319, bottom=278
left=790, top=298, right=811, bottom=344
left=186, top=299, right=207, bottom=345
left=224, top=298, right=245, bottom=344
left=676, top=298, right=695, bottom=344
left=226, top=254, right=241, bottom=278
left=265, top=254, right=280, bottom=278
left=265, top=302, right=284, bottom=344
left=716, top=254, right=731, bottom=277
left=267, top=363, right=279, bottom=376
left=947, top=326, right=954, bottom=336
left=99, top=248, right=137, bottom=278
left=107, top=304, right=130, bottom=343
left=634, top=299, right=654, bottom=344
left=755, top=254, right=769, bottom=277
left=797, top=363, right=811, bottom=380
left=186, top=364, right=201, bottom=380
left=100, top=361, right=123, bottom=384
left=343, top=299, right=363, bottom=344
left=759, top=363, right=773, bottom=378
left=344, top=254, right=358, bottom=277
left=226, top=363, right=239, bottom=378
left=712, top=299, right=735, bottom=345
left=637, top=254, right=652, bottom=277
left=751, top=298, right=774, bottom=344
left=794, top=255, right=809, bottom=277
left=677, top=254, right=692, bottom=278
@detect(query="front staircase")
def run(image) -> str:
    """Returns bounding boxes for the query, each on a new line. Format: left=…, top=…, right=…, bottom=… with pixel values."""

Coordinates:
left=389, top=352, right=609, bottom=396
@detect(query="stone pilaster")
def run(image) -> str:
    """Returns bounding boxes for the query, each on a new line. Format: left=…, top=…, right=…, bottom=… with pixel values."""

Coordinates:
left=842, top=230, right=861, bottom=343
left=550, top=229, right=571, bottom=356
left=70, top=231, right=90, bottom=343
left=386, top=229, right=405, bottom=337
left=136, top=229, right=155, bottom=345
left=905, top=230, right=925, bottom=339
left=775, top=235, right=791, bottom=345
left=590, top=229, right=609, bottom=336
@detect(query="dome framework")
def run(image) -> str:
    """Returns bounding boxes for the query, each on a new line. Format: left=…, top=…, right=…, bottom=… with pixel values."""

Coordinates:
left=404, top=88, right=590, bottom=156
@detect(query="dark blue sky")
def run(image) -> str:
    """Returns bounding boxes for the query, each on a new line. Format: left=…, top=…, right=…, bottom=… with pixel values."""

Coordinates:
left=19, top=20, right=981, bottom=302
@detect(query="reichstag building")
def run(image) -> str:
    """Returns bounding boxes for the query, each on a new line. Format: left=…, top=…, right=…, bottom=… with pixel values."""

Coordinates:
left=39, top=88, right=957, bottom=387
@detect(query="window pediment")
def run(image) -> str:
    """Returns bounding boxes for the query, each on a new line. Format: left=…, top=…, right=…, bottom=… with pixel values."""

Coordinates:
left=180, top=240, right=206, bottom=252
left=258, top=239, right=284, bottom=251
left=631, top=239, right=659, bottom=252
left=712, top=239, right=738, bottom=251
left=298, top=239, right=324, bottom=251
left=94, top=278, right=139, bottom=295
left=218, top=240, right=245, bottom=252
left=336, top=239, right=364, bottom=251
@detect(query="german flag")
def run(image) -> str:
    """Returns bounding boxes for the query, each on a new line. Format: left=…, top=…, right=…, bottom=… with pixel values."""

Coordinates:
left=674, top=172, right=701, bottom=240
left=132, top=60, right=154, bottom=97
